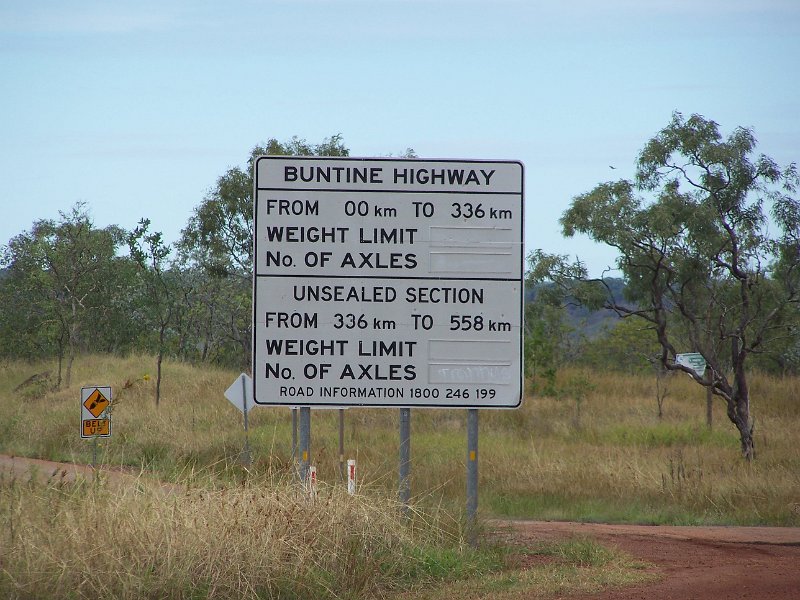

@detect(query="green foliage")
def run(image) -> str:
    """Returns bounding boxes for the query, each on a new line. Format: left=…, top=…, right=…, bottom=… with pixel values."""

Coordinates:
left=127, top=219, right=183, bottom=404
left=526, top=250, right=607, bottom=310
left=523, top=301, right=570, bottom=395
left=581, top=317, right=661, bottom=373
left=489, top=493, right=710, bottom=526
left=0, top=203, right=131, bottom=384
left=386, top=544, right=504, bottom=584
left=596, top=423, right=738, bottom=448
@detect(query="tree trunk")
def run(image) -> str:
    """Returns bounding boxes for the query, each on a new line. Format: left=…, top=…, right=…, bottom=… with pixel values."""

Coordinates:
left=740, top=429, right=755, bottom=461
left=156, top=351, right=163, bottom=407
left=705, top=365, right=713, bottom=430
left=736, top=414, right=755, bottom=461
left=56, top=335, right=64, bottom=389
left=65, top=302, right=79, bottom=387
left=155, top=321, right=167, bottom=406
left=655, top=368, right=667, bottom=419
left=729, top=337, right=754, bottom=460
left=727, top=389, right=755, bottom=461
left=65, top=345, right=75, bottom=387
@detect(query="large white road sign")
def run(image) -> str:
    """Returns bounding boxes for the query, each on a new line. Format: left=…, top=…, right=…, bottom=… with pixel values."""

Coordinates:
left=253, top=157, right=524, bottom=408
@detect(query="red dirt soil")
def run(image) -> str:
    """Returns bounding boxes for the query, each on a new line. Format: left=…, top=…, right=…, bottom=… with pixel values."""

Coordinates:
left=499, top=520, right=800, bottom=600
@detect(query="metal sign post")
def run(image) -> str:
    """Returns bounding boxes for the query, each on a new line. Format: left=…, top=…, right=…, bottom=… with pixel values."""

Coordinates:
left=466, top=409, right=479, bottom=542
left=291, top=408, right=298, bottom=472
left=339, top=409, right=345, bottom=481
left=298, top=407, right=311, bottom=484
left=241, top=374, right=252, bottom=466
left=399, top=408, right=411, bottom=513
left=224, top=374, right=254, bottom=466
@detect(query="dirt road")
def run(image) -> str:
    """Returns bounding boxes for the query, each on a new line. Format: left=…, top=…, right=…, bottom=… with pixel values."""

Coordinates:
left=0, top=454, right=104, bottom=483
left=0, top=453, right=181, bottom=493
left=502, top=520, right=800, bottom=600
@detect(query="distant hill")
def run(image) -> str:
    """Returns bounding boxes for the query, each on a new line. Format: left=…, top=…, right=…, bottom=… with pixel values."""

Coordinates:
left=526, top=277, right=630, bottom=338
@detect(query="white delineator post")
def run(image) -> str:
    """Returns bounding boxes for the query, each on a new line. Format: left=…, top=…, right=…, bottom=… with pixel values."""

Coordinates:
left=347, top=459, right=356, bottom=495
left=308, top=465, right=317, bottom=499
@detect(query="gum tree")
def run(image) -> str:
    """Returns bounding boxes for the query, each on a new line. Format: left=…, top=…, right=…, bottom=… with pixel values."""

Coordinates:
left=128, top=218, right=180, bottom=405
left=177, top=135, right=350, bottom=367
left=529, top=112, right=799, bottom=460
left=1, top=204, right=125, bottom=387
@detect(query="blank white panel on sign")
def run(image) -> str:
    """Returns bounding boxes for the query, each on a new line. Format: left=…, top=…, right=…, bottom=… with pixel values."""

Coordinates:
left=428, top=362, right=513, bottom=384
left=429, top=339, right=513, bottom=361
left=429, top=225, right=515, bottom=273
left=429, top=251, right=514, bottom=273
left=428, top=340, right=514, bottom=384
left=429, top=225, right=514, bottom=245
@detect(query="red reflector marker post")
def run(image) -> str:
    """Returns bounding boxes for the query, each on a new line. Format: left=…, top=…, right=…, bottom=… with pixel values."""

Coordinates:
left=347, top=459, right=356, bottom=495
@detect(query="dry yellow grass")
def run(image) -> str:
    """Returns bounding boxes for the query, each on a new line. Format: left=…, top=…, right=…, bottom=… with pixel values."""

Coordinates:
left=0, top=356, right=504, bottom=598
left=7, top=355, right=791, bottom=598
left=1, top=356, right=798, bottom=527
left=0, top=471, right=483, bottom=599
left=473, top=368, right=800, bottom=525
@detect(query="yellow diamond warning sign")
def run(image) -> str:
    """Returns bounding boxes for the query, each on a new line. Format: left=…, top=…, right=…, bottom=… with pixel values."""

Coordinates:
left=83, top=388, right=110, bottom=418
left=80, top=385, right=112, bottom=439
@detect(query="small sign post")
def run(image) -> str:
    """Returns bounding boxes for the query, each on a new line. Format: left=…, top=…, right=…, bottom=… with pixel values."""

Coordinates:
left=347, top=459, right=357, bottom=495
left=399, top=408, right=411, bottom=513
left=466, top=409, right=479, bottom=543
left=224, top=373, right=254, bottom=466
left=80, top=386, right=112, bottom=467
left=308, top=465, right=317, bottom=499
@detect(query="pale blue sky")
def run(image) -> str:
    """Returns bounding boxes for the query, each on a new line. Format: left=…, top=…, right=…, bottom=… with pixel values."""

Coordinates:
left=2, top=0, right=798, bottom=275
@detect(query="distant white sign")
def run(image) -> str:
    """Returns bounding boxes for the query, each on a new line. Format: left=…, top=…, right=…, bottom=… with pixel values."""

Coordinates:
left=224, top=373, right=253, bottom=414
left=676, top=353, right=706, bottom=377
left=252, top=157, right=524, bottom=408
